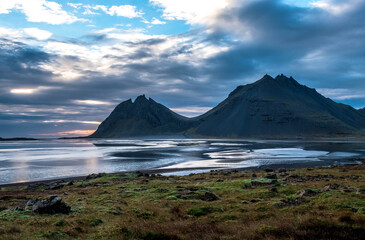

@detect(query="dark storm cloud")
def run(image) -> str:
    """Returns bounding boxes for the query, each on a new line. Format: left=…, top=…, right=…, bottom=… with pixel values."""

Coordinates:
left=206, top=0, right=365, bottom=88
left=0, top=39, right=52, bottom=84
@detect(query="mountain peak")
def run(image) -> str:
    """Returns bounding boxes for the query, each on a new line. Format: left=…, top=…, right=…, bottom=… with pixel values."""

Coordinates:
left=274, top=74, right=296, bottom=82
left=260, top=74, right=274, bottom=81
left=134, top=94, right=149, bottom=104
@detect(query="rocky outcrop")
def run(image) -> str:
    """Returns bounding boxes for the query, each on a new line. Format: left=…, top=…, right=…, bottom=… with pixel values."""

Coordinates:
left=26, top=195, right=71, bottom=214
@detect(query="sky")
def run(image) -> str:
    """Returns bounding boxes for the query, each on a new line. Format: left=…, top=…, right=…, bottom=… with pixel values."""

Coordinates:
left=0, top=0, right=364, bottom=138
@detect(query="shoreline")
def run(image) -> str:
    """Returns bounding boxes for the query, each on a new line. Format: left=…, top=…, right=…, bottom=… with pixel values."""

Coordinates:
left=2, top=157, right=364, bottom=188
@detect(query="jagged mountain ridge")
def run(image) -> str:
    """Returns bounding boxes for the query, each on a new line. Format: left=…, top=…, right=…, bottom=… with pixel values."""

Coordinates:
left=90, top=75, right=365, bottom=138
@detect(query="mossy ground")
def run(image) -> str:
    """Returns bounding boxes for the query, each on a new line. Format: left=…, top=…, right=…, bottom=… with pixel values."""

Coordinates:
left=0, top=164, right=364, bottom=240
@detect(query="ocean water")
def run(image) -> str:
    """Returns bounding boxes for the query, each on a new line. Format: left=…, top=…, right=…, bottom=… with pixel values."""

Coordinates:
left=0, top=138, right=364, bottom=184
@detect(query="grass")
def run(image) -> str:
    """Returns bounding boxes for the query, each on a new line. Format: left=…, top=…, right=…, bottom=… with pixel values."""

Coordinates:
left=0, top=164, right=364, bottom=239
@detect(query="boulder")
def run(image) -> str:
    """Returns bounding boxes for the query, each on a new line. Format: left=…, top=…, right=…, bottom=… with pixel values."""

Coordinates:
left=198, top=192, right=220, bottom=201
left=28, top=195, right=71, bottom=214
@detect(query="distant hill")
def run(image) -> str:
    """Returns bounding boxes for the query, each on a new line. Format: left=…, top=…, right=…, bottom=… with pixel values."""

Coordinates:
left=0, top=137, right=38, bottom=141
left=90, top=75, right=365, bottom=138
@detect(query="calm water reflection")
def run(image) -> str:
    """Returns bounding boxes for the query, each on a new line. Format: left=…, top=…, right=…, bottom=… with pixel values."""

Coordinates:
left=0, top=138, right=364, bottom=184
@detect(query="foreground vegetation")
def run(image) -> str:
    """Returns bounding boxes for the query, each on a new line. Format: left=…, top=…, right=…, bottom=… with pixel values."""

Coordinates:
left=0, top=164, right=364, bottom=240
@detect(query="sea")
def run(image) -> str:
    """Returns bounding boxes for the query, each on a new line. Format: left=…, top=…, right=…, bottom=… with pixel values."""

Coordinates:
left=0, top=138, right=364, bottom=184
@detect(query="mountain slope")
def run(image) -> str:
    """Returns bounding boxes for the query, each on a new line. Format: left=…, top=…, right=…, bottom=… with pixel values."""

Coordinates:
left=90, top=75, right=365, bottom=138
left=359, top=108, right=365, bottom=116
left=191, top=74, right=365, bottom=137
left=90, top=95, right=193, bottom=138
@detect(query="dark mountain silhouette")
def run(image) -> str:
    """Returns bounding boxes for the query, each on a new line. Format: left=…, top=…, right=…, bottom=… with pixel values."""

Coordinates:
left=90, top=75, right=365, bottom=138
left=90, top=95, right=193, bottom=138
left=359, top=108, right=365, bottom=116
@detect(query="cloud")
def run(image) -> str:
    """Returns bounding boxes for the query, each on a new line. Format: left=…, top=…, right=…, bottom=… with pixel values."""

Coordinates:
left=106, top=5, right=143, bottom=18
left=170, top=107, right=212, bottom=117
left=310, top=0, right=364, bottom=15
left=0, top=0, right=84, bottom=24
left=67, top=3, right=82, bottom=9
left=80, top=4, right=143, bottom=18
left=23, top=28, right=52, bottom=40
left=43, top=120, right=101, bottom=125
left=73, top=100, right=112, bottom=105
left=150, top=0, right=229, bottom=24
left=149, top=18, right=166, bottom=25
left=317, top=88, right=365, bottom=100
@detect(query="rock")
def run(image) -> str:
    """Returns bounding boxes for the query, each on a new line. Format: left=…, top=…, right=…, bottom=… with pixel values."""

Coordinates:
left=251, top=179, right=277, bottom=186
left=269, top=187, right=278, bottom=193
left=66, top=181, right=74, bottom=186
left=47, top=182, right=64, bottom=190
left=216, top=179, right=224, bottom=182
left=135, top=171, right=144, bottom=177
left=179, top=190, right=193, bottom=195
left=274, top=197, right=304, bottom=207
left=278, top=168, right=287, bottom=173
left=251, top=173, right=257, bottom=178
left=357, top=189, right=365, bottom=195
left=86, top=173, right=105, bottom=180
left=242, top=184, right=252, bottom=189
left=265, top=169, right=274, bottom=172
left=265, top=173, right=277, bottom=179
left=321, top=184, right=340, bottom=192
left=26, top=199, right=38, bottom=208
left=13, top=206, right=24, bottom=211
left=298, top=189, right=318, bottom=197
left=27, top=183, right=46, bottom=190
left=30, top=195, right=71, bottom=214
left=198, top=192, right=220, bottom=201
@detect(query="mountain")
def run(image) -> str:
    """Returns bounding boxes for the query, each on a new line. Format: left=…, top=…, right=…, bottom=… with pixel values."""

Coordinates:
left=190, top=74, right=365, bottom=137
left=90, top=95, right=193, bottom=138
left=359, top=108, right=365, bottom=116
left=90, top=75, right=365, bottom=138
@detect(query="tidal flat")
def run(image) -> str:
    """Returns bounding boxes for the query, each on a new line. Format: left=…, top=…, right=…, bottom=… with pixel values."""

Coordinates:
left=0, top=163, right=364, bottom=240
left=1, top=138, right=365, bottom=184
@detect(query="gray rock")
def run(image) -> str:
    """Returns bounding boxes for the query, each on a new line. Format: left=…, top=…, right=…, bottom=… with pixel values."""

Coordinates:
left=198, top=192, right=220, bottom=201
left=251, top=179, right=277, bottom=186
left=30, top=195, right=71, bottom=214
left=26, top=198, right=38, bottom=208
left=13, top=206, right=24, bottom=211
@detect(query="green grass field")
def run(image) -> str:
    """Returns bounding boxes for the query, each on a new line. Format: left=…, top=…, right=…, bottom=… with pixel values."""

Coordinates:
left=1, top=164, right=364, bottom=240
